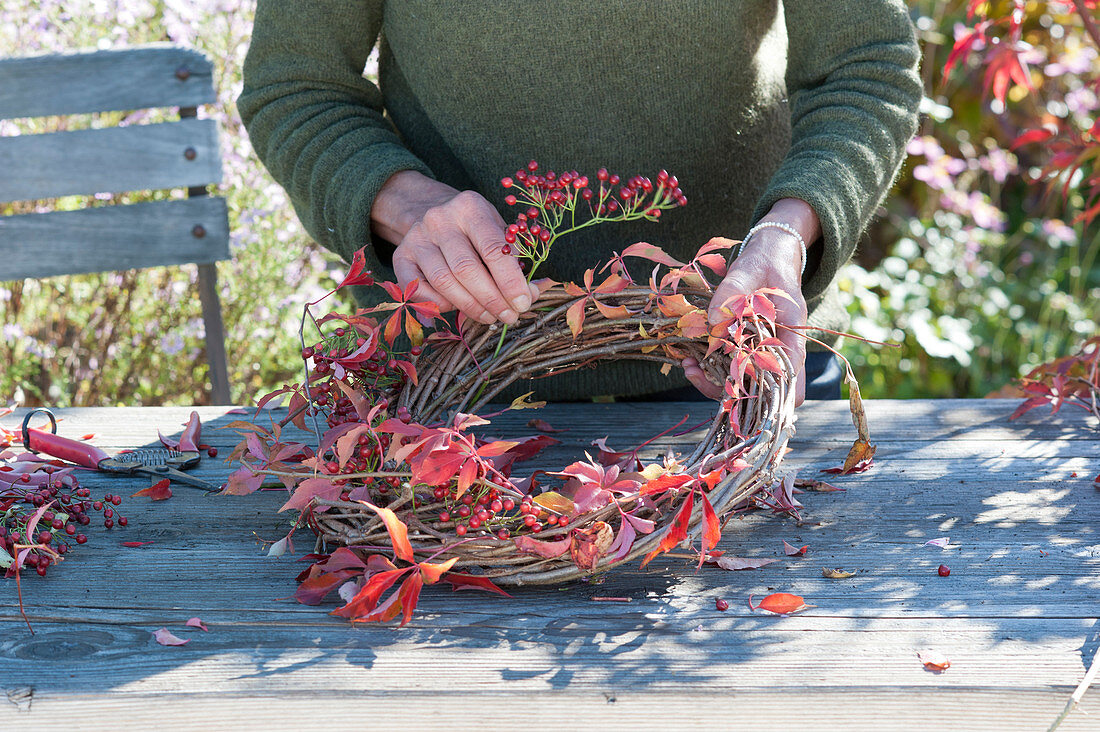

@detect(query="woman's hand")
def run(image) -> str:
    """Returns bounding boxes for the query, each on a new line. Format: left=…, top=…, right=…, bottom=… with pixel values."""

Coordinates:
left=371, top=170, right=540, bottom=325
left=685, top=198, right=821, bottom=406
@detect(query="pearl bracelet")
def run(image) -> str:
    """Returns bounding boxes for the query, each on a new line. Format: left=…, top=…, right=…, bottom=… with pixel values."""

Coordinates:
left=736, top=221, right=808, bottom=278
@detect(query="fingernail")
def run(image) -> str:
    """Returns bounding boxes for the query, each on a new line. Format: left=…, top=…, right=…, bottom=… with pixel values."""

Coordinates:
left=501, top=309, right=518, bottom=324
left=513, top=294, right=531, bottom=312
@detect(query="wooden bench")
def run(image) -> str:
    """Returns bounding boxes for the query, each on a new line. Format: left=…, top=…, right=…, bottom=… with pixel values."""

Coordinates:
left=0, top=44, right=231, bottom=404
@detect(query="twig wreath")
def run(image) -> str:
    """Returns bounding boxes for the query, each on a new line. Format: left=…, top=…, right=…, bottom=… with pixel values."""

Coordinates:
left=226, top=163, right=873, bottom=625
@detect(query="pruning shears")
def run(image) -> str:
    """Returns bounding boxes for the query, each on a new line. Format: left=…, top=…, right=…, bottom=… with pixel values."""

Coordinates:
left=20, top=408, right=217, bottom=492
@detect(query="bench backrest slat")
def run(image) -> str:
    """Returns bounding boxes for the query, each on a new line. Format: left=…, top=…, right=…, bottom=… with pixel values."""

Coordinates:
left=0, top=46, right=215, bottom=119
left=0, top=119, right=223, bottom=201
left=0, top=197, right=230, bottom=279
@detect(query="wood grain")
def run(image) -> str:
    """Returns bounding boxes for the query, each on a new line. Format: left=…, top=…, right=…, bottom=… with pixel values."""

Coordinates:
left=0, top=197, right=229, bottom=279
left=0, top=400, right=1096, bottom=728
left=0, top=45, right=214, bottom=119
left=0, top=119, right=222, bottom=201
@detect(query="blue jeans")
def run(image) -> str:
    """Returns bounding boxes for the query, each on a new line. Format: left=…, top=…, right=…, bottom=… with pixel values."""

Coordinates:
left=635, top=351, right=843, bottom=401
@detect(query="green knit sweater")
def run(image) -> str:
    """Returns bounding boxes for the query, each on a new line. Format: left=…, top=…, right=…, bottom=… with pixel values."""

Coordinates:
left=239, top=0, right=922, bottom=401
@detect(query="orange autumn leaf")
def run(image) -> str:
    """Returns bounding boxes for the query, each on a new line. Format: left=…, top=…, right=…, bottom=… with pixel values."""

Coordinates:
left=918, top=650, right=951, bottom=672
left=418, top=556, right=459, bottom=584
left=749, top=592, right=814, bottom=615
left=362, top=502, right=414, bottom=563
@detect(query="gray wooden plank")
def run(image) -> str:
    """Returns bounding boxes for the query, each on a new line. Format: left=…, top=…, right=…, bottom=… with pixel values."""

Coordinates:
left=0, top=618, right=1095, bottom=691
left=0, top=197, right=230, bottom=279
left=0, top=45, right=214, bottom=119
left=1, top=689, right=1096, bottom=732
left=0, top=118, right=223, bottom=201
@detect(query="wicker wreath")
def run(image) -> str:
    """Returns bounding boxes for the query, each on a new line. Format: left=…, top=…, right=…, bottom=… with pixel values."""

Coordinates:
left=303, top=280, right=796, bottom=586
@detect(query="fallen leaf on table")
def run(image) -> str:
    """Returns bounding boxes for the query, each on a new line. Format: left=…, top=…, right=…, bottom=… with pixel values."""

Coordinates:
left=918, top=650, right=951, bottom=672
left=266, top=535, right=292, bottom=557
left=121, top=541, right=154, bottom=548
left=924, top=537, right=950, bottom=548
left=783, top=540, right=808, bottom=556
left=225, top=407, right=249, bottom=415
left=822, top=568, right=856, bottom=579
left=80, top=434, right=95, bottom=441
left=508, top=392, right=546, bottom=410
left=132, top=478, right=172, bottom=501
left=153, top=628, right=189, bottom=646
left=185, top=617, right=209, bottom=632
left=822, top=458, right=874, bottom=475
left=794, top=478, right=844, bottom=492
left=159, top=411, right=202, bottom=452
left=715, top=556, right=777, bottom=571
left=749, top=592, right=815, bottom=615
left=527, top=418, right=567, bottom=434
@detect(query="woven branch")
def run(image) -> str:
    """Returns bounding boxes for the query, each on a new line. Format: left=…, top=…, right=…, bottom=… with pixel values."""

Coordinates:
left=308, top=282, right=796, bottom=585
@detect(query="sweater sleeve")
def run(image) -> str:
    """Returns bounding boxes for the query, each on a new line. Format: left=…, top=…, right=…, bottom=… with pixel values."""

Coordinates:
left=751, top=0, right=922, bottom=301
left=237, top=0, right=434, bottom=265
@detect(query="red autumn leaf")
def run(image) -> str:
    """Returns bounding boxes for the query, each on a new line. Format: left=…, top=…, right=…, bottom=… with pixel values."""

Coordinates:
left=443, top=573, right=513, bottom=597
left=514, top=534, right=571, bottom=559
left=295, top=570, right=356, bottom=605
left=1011, top=127, right=1055, bottom=150
left=783, top=540, right=808, bottom=556
left=179, top=411, right=202, bottom=452
left=418, top=556, right=459, bottom=584
left=185, top=617, right=209, bottom=632
left=639, top=472, right=693, bottom=496
left=131, top=479, right=172, bottom=501
left=121, top=541, right=155, bottom=548
left=642, top=490, right=694, bottom=567
left=335, top=247, right=375, bottom=290
left=332, top=567, right=409, bottom=619
left=569, top=521, right=614, bottom=571
left=397, top=572, right=424, bottom=627
left=700, top=493, right=721, bottom=556
left=621, top=241, right=685, bottom=267
left=749, top=592, right=814, bottom=615
left=527, top=419, right=566, bottom=434
left=80, top=433, right=95, bottom=441
left=23, top=500, right=55, bottom=545
left=362, top=502, right=415, bottom=564
left=278, top=477, right=340, bottom=513
left=153, top=628, right=189, bottom=646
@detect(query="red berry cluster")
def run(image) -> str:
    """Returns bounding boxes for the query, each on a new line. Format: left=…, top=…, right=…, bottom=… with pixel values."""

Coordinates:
left=498, top=161, right=686, bottom=274
left=301, top=326, right=422, bottom=430
left=1, top=471, right=126, bottom=578
left=430, top=483, right=567, bottom=539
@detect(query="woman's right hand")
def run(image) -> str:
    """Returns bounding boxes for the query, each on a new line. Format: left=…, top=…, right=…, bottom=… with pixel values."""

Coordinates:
left=371, top=170, right=539, bottom=326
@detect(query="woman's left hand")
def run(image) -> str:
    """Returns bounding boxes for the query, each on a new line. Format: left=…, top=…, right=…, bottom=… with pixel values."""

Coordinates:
left=683, top=198, right=820, bottom=406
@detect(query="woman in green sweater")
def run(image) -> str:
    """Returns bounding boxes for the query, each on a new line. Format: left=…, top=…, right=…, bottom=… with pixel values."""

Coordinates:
left=239, top=1, right=922, bottom=405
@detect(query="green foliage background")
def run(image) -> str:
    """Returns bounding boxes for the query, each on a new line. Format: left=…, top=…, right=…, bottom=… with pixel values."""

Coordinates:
left=1, top=0, right=1097, bottom=405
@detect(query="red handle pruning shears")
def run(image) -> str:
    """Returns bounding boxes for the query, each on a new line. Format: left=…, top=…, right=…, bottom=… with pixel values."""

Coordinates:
left=20, top=408, right=217, bottom=492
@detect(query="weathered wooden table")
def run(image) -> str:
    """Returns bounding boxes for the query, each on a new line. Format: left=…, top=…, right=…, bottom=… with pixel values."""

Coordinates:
left=1, top=400, right=1097, bottom=730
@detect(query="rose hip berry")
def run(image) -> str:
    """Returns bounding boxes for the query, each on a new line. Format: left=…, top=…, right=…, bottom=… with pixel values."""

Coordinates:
left=938, top=564, right=951, bottom=576
left=715, top=598, right=730, bottom=612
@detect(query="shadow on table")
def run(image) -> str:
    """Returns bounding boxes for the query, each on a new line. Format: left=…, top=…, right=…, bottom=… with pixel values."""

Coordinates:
left=1, top=402, right=1098, bottom=694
